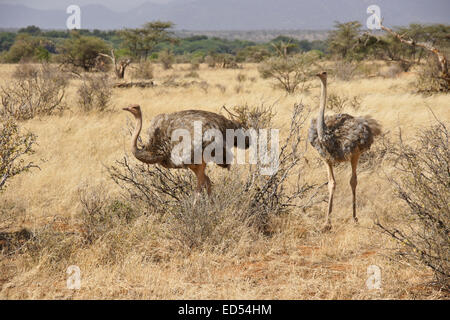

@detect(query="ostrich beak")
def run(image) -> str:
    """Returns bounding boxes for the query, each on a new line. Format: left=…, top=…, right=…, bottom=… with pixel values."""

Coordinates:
left=122, top=107, right=129, bottom=111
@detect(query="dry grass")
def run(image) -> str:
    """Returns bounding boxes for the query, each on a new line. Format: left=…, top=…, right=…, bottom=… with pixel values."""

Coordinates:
left=0, top=62, right=449, bottom=299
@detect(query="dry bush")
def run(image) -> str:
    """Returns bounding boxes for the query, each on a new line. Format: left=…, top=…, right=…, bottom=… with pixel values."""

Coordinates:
left=379, top=63, right=403, bottom=78
left=130, top=61, right=154, bottom=80
left=326, top=93, right=362, bottom=113
left=226, top=103, right=276, bottom=129
left=22, top=219, right=83, bottom=271
left=357, top=62, right=379, bottom=78
left=215, top=54, right=240, bottom=69
left=189, top=58, right=201, bottom=71
left=377, top=121, right=449, bottom=290
left=0, top=116, right=37, bottom=192
left=358, top=132, right=390, bottom=172
left=333, top=60, right=359, bottom=81
left=184, top=71, right=200, bottom=78
left=161, top=74, right=179, bottom=87
left=205, top=55, right=216, bottom=68
left=0, top=228, right=32, bottom=255
left=234, top=84, right=244, bottom=94
left=109, top=158, right=194, bottom=213
left=415, top=56, right=449, bottom=94
left=159, top=49, right=175, bottom=70
left=11, top=187, right=141, bottom=268
left=1, top=64, right=67, bottom=120
left=108, top=103, right=317, bottom=251
left=258, top=52, right=319, bottom=94
left=197, top=80, right=209, bottom=93
left=77, top=73, right=113, bottom=112
left=215, top=84, right=227, bottom=93
left=12, top=63, right=39, bottom=79
left=79, top=185, right=138, bottom=244
left=236, top=73, right=247, bottom=82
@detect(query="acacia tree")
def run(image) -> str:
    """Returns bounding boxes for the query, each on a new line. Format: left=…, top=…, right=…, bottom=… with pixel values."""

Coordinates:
left=380, top=23, right=449, bottom=92
left=327, top=21, right=363, bottom=60
left=60, top=32, right=110, bottom=71
left=119, top=21, right=176, bottom=61
left=258, top=51, right=320, bottom=94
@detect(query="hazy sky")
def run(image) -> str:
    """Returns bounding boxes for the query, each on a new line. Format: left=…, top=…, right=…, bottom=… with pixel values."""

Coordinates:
left=0, top=0, right=173, bottom=11
left=1, top=0, right=448, bottom=30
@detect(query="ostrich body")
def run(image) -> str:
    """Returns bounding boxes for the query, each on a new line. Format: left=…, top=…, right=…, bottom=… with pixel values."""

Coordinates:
left=308, top=72, right=381, bottom=231
left=123, top=105, right=247, bottom=196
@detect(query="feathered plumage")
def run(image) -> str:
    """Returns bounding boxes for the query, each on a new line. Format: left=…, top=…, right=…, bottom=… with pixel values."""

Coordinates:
left=123, top=105, right=249, bottom=196
left=141, top=109, right=246, bottom=168
left=308, top=114, right=381, bottom=164
left=307, top=71, right=381, bottom=231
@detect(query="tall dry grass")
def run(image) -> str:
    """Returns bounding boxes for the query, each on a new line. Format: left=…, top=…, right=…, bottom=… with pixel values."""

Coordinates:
left=0, top=62, right=449, bottom=299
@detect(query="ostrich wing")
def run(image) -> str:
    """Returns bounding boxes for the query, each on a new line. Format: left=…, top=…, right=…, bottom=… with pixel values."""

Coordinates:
left=309, top=114, right=378, bottom=163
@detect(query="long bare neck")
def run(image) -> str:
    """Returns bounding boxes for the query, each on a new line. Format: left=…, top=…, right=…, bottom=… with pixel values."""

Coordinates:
left=317, top=78, right=327, bottom=141
left=131, top=114, right=143, bottom=157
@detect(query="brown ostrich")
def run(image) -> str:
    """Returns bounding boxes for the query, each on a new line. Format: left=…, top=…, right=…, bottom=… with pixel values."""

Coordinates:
left=123, top=105, right=248, bottom=197
left=308, top=72, right=381, bottom=231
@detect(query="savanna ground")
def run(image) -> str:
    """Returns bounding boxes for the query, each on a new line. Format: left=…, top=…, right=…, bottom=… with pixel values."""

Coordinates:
left=0, top=61, right=448, bottom=299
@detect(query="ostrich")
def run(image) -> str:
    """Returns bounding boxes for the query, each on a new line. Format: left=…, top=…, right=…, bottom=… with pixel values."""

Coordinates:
left=123, top=105, right=248, bottom=197
left=308, top=72, right=381, bottom=231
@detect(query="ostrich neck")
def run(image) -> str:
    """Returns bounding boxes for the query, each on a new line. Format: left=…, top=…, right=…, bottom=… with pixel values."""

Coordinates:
left=131, top=114, right=143, bottom=158
left=317, top=79, right=327, bottom=141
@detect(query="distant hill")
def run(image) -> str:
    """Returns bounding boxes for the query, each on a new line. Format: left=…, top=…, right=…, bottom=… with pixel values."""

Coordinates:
left=174, top=30, right=330, bottom=43
left=0, top=0, right=448, bottom=30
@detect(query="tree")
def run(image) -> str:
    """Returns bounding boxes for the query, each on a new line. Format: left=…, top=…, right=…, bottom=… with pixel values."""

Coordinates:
left=327, top=21, right=362, bottom=60
left=380, top=23, right=449, bottom=92
left=258, top=52, right=320, bottom=94
left=236, top=45, right=271, bottom=63
left=18, top=25, right=42, bottom=36
left=269, top=36, right=300, bottom=57
left=98, top=49, right=131, bottom=79
left=60, top=32, right=110, bottom=71
left=0, top=32, right=16, bottom=52
left=119, top=21, right=176, bottom=61
left=3, top=34, right=55, bottom=63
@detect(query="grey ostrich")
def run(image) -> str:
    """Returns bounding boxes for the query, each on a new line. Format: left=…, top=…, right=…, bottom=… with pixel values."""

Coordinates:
left=123, top=105, right=248, bottom=197
left=308, top=72, right=381, bottom=231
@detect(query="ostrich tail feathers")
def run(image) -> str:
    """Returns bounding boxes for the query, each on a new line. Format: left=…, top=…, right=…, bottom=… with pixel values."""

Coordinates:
left=363, top=116, right=382, bottom=137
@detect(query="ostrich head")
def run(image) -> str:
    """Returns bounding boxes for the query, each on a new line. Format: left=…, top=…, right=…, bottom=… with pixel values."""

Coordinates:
left=316, top=71, right=327, bottom=82
left=123, top=104, right=141, bottom=118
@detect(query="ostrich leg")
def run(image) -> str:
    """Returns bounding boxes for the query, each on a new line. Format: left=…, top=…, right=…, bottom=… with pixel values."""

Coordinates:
left=189, top=162, right=212, bottom=203
left=350, top=153, right=360, bottom=223
left=323, top=161, right=336, bottom=231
